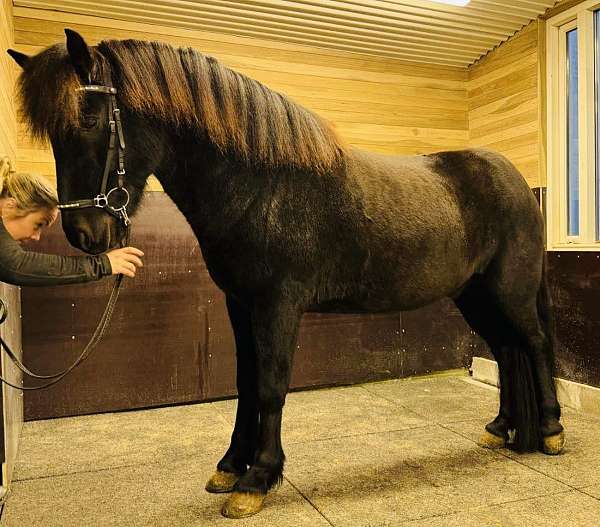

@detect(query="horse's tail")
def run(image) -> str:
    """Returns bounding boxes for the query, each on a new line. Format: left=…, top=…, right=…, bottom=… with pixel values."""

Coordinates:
left=506, top=254, right=554, bottom=452
left=506, top=345, right=540, bottom=452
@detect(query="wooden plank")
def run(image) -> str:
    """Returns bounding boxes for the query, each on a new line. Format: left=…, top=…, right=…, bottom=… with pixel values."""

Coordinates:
left=467, top=17, right=541, bottom=187
left=468, top=88, right=537, bottom=122
left=13, top=8, right=468, bottom=78
left=471, top=131, right=539, bottom=154
left=14, top=9, right=469, bottom=66
left=468, top=50, right=537, bottom=90
left=471, top=19, right=538, bottom=71
left=13, top=30, right=468, bottom=96
left=470, top=109, right=538, bottom=140
left=468, top=74, right=537, bottom=110
left=541, top=0, right=587, bottom=20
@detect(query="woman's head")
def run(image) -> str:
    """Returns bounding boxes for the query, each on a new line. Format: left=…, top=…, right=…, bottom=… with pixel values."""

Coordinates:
left=0, top=159, right=59, bottom=242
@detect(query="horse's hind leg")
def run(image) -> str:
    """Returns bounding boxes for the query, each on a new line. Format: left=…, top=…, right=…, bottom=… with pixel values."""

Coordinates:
left=206, top=296, right=259, bottom=493
left=454, top=278, right=515, bottom=448
left=484, top=252, right=564, bottom=454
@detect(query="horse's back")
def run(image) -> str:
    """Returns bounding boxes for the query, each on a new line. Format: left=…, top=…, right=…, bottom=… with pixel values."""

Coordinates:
left=347, top=147, right=541, bottom=243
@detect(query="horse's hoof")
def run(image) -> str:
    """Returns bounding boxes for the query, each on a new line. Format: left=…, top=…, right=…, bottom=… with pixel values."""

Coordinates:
left=205, top=470, right=240, bottom=493
left=543, top=431, right=565, bottom=455
left=478, top=430, right=506, bottom=449
left=221, top=491, right=266, bottom=518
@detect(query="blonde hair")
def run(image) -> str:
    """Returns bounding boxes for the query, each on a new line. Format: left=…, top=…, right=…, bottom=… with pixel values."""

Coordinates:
left=0, top=157, right=58, bottom=217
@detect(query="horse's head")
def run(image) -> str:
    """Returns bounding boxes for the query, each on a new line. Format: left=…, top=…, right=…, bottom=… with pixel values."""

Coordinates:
left=8, top=30, right=165, bottom=254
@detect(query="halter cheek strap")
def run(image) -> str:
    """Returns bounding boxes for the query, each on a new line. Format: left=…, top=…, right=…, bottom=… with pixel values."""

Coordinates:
left=57, top=81, right=131, bottom=226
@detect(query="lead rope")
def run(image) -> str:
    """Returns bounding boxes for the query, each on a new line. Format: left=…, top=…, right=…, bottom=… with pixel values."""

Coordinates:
left=0, top=227, right=131, bottom=390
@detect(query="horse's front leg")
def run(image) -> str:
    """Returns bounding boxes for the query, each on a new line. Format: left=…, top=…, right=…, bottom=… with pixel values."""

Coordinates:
left=221, top=297, right=301, bottom=519
left=206, top=296, right=259, bottom=493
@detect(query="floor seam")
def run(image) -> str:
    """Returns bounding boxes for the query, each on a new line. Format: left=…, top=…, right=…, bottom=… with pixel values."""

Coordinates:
left=438, top=423, right=583, bottom=492
left=283, top=475, right=335, bottom=526
left=286, top=424, right=434, bottom=446
left=357, top=385, right=432, bottom=421
left=398, top=488, right=579, bottom=524
left=11, top=460, right=163, bottom=483
left=11, top=449, right=227, bottom=483
left=572, top=486, right=600, bottom=502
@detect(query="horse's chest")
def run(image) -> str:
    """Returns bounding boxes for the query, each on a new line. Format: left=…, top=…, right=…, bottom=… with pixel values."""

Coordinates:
left=200, top=241, right=269, bottom=297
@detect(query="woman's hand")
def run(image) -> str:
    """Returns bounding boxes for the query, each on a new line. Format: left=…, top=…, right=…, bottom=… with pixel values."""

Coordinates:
left=106, top=247, right=144, bottom=278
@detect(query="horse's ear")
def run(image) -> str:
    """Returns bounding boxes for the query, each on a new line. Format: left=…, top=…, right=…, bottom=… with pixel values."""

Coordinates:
left=7, top=49, right=30, bottom=69
left=65, top=28, right=93, bottom=82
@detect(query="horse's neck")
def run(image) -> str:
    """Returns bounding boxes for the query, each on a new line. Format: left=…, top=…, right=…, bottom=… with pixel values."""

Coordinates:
left=155, top=146, right=268, bottom=241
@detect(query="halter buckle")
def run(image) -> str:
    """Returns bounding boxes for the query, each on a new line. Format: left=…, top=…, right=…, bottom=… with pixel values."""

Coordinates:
left=94, top=194, right=108, bottom=208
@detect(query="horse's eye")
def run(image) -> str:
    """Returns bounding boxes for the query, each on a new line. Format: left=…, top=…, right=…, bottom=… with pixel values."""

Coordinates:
left=81, top=114, right=98, bottom=129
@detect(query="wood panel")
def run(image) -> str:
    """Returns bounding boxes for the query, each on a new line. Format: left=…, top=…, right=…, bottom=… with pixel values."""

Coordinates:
left=0, top=0, right=23, bottom=496
left=13, top=0, right=558, bottom=67
left=12, top=6, right=469, bottom=189
left=21, top=193, right=207, bottom=419
left=468, top=21, right=541, bottom=187
left=546, top=252, right=600, bottom=388
left=0, top=0, right=17, bottom=165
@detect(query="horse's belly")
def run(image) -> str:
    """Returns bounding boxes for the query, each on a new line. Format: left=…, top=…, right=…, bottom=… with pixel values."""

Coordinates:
left=312, top=250, right=475, bottom=314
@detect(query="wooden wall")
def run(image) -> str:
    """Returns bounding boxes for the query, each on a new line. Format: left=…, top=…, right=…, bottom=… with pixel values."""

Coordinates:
left=468, top=21, right=541, bottom=188
left=13, top=6, right=548, bottom=189
left=0, top=0, right=23, bottom=492
left=1, top=0, right=16, bottom=164
left=11, top=6, right=469, bottom=188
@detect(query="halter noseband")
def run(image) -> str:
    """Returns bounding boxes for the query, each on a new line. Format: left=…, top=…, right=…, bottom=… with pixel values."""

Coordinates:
left=57, top=80, right=131, bottom=227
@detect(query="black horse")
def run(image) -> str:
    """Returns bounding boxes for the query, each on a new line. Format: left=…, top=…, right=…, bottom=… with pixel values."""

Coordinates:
left=8, top=30, right=564, bottom=518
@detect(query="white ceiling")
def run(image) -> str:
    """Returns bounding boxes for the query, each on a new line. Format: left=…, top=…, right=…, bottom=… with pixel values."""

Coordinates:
left=14, top=0, right=560, bottom=67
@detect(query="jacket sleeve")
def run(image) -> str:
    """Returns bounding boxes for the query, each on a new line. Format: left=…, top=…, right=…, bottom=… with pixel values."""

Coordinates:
left=0, top=221, right=112, bottom=286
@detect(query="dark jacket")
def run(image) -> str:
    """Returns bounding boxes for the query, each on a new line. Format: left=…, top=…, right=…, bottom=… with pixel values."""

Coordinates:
left=0, top=220, right=111, bottom=286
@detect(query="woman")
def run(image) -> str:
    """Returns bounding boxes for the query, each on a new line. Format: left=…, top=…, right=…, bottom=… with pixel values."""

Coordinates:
left=0, top=160, right=143, bottom=285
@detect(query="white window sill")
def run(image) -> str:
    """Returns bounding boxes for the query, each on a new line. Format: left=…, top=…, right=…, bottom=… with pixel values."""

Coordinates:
left=547, top=244, right=600, bottom=252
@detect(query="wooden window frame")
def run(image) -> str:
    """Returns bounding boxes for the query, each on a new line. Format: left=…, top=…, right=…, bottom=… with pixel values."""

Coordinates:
left=547, top=1, right=600, bottom=250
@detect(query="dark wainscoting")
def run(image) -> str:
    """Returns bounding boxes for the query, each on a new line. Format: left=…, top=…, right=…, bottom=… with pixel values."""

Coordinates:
left=547, top=252, right=600, bottom=387
left=474, top=250, right=600, bottom=389
left=22, top=192, right=475, bottom=420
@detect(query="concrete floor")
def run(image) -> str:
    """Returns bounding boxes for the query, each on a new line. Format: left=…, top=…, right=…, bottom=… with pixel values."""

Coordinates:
left=2, top=372, right=600, bottom=526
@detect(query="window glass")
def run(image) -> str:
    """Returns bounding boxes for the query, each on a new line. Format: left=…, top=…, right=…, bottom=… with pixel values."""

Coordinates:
left=567, top=28, right=579, bottom=236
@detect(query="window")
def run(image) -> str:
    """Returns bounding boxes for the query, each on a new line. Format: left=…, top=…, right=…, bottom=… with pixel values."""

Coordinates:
left=567, top=27, right=579, bottom=237
left=546, top=1, right=600, bottom=249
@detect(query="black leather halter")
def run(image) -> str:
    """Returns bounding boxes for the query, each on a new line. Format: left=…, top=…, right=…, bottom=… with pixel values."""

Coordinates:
left=57, top=77, right=131, bottom=226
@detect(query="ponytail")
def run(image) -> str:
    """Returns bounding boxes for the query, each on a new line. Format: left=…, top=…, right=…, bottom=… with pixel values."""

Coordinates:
left=0, top=157, right=58, bottom=216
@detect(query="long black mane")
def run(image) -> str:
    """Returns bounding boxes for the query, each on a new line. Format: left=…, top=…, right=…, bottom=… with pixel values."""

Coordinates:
left=17, top=39, right=347, bottom=173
